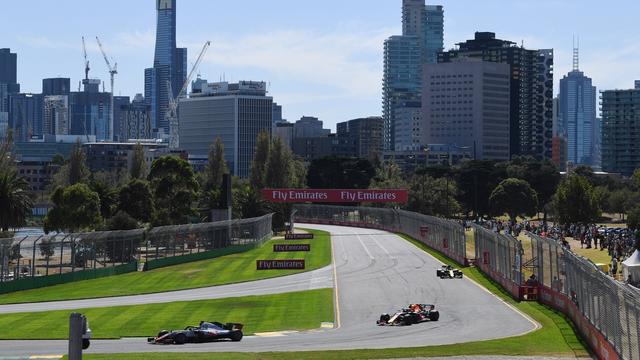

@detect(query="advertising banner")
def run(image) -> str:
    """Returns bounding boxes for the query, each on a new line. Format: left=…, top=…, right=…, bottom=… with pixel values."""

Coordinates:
left=256, top=259, right=305, bottom=270
left=262, top=189, right=408, bottom=203
left=273, top=244, right=311, bottom=252
left=284, top=233, right=314, bottom=240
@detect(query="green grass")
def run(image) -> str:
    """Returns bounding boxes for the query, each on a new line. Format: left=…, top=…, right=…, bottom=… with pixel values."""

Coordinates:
left=0, top=289, right=333, bottom=340
left=79, top=233, right=590, bottom=360
left=0, top=229, right=330, bottom=304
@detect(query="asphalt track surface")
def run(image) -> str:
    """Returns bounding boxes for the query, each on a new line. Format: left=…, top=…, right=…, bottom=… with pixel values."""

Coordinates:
left=0, top=224, right=538, bottom=356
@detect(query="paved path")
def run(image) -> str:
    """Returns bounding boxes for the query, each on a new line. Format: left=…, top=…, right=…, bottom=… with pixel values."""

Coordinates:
left=0, top=224, right=538, bottom=356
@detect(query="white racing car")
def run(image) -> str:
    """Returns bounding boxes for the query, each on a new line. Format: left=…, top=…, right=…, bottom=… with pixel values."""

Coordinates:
left=436, top=265, right=463, bottom=279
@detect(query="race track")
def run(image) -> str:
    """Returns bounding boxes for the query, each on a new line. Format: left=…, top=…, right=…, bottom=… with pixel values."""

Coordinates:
left=0, top=224, right=538, bottom=356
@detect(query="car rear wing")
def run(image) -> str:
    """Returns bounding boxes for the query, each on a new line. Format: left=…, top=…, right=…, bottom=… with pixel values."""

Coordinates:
left=225, top=323, right=244, bottom=331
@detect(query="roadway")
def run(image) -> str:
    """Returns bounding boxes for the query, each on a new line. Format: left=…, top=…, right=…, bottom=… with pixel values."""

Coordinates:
left=0, top=224, right=538, bottom=356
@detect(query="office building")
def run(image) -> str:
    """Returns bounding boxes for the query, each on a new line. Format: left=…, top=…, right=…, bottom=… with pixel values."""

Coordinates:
left=383, top=1, right=444, bottom=151
left=384, top=144, right=472, bottom=173
left=84, top=140, right=168, bottom=174
left=336, top=117, right=384, bottom=159
left=423, top=59, right=510, bottom=161
left=393, top=101, right=423, bottom=151
left=274, top=121, right=294, bottom=149
left=292, top=135, right=337, bottom=162
left=383, top=35, right=422, bottom=150
left=119, top=94, right=152, bottom=140
left=0, top=49, right=20, bottom=133
left=68, top=86, right=111, bottom=141
left=179, top=80, right=273, bottom=178
left=43, top=95, right=69, bottom=135
left=42, top=78, right=70, bottom=96
left=438, top=32, right=554, bottom=160
left=559, top=47, right=596, bottom=166
left=8, top=93, right=44, bottom=141
left=113, top=96, right=131, bottom=141
left=145, top=0, right=187, bottom=135
left=272, top=103, right=283, bottom=124
left=14, top=134, right=95, bottom=159
left=293, top=116, right=331, bottom=138
left=601, top=82, right=640, bottom=176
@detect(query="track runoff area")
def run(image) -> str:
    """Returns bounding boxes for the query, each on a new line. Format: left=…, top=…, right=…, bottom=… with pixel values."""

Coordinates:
left=0, top=189, right=536, bottom=357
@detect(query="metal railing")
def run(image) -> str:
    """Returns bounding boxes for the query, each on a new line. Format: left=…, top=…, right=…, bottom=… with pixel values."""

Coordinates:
left=473, top=224, right=524, bottom=298
left=293, top=204, right=467, bottom=265
left=529, top=232, right=639, bottom=360
left=0, top=214, right=273, bottom=286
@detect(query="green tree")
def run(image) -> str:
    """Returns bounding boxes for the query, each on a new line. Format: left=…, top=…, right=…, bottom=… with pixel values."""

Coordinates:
left=407, top=175, right=460, bottom=217
left=148, top=156, right=199, bottom=226
left=129, top=142, right=147, bottom=180
left=43, top=183, right=102, bottom=233
left=609, top=189, right=631, bottom=220
left=265, top=137, right=294, bottom=188
left=118, top=179, right=153, bottom=223
left=489, top=178, right=538, bottom=222
left=507, top=157, right=560, bottom=221
left=90, top=174, right=119, bottom=219
left=68, top=140, right=89, bottom=185
left=51, top=153, right=65, bottom=166
left=307, top=156, right=375, bottom=189
left=206, top=137, right=228, bottom=189
left=553, top=175, right=600, bottom=225
left=106, top=210, right=139, bottom=230
left=0, top=171, right=33, bottom=232
left=454, top=160, right=506, bottom=218
left=370, top=160, right=406, bottom=189
left=627, top=206, right=640, bottom=232
left=250, top=131, right=271, bottom=189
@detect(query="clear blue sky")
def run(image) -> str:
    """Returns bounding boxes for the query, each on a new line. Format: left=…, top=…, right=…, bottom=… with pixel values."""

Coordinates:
left=1, top=0, right=639, bottom=130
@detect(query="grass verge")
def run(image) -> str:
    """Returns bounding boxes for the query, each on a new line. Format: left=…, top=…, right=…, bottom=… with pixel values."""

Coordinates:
left=78, top=233, right=590, bottom=360
left=0, top=229, right=330, bottom=305
left=0, top=289, right=332, bottom=339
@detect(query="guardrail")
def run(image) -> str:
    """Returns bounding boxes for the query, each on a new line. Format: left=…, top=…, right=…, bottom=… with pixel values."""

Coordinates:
left=529, top=232, right=637, bottom=360
left=293, top=204, right=467, bottom=265
left=0, top=214, right=273, bottom=293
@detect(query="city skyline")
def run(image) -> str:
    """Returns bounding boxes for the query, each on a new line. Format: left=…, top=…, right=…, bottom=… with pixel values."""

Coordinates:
left=1, top=0, right=639, bottom=131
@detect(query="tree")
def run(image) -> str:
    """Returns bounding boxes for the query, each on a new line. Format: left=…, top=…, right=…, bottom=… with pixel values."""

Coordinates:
left=507, top=157, right=560, bottom=221
left=627, top=206, right=640, bottom=232
left=130, top=142, right=147, bottom=180
left=43, top=184, right=102, bottom=233
left=206, top=137, right=228, bottom=189
left=370, top=160, right=406, bottom=189
left=265, top=137, right=294, bottom=188
left=609, top=189, right=632, bottom=220
left=407, top=175, right=460, bottom=217
left=68, top=140, right=89, bottom=185
left=454, top=160, right=505, bottom=218
left=489, top=178, right=538, bottom=222
left=39, top=239, right=55, bottom=261
left=90, top=174, right=119, bottom=219
left=307, top=156, right=376, bottom=189
left=0, top=171, right=33, bottom=232
left=553, top=175, right=600, bottom=225
left=0, top=129, right=14, bottom=170
left=148, top=156, right=199, bottom=226
left=250, top=131, right=270, bottom=189
left=118, top=179, right=153, bottom=223
left=106, top=210, right=139, bottom=230
left=51, top=153, right=65, bottom=166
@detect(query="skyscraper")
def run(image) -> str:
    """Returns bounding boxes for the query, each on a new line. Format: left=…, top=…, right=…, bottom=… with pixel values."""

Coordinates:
left=0, top=49, right=20, bottom=133
left=145, top=0, right=187, bottom=136
left=383, top=1, right=444, bottom=151
left=559, top=45, right=596, bottom=167
left=439, top=32, right=554, bottom=160
left=601, top=82, right=640, bottom=176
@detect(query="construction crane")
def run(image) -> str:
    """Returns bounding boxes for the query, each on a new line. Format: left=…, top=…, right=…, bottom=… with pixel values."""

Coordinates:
left=96, top=36, right=117, bottom=141
left=167, top=40, right=211, bottom=149
left=82, top=36, right=90, bottom=80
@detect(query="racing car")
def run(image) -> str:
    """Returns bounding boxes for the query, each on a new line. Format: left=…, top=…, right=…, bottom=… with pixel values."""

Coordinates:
left=148, top=321, right=243, bottom=344
left=437, top=265, right=463, bottom=279
left=377, top=304, right=440, bottom=326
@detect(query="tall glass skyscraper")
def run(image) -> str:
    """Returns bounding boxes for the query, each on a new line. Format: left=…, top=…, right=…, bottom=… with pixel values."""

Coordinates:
left=383, top=1, right=444, bottom=151
left=145, top=0, right=187, bottom=136
left=559, top=48, right=596, bottom=167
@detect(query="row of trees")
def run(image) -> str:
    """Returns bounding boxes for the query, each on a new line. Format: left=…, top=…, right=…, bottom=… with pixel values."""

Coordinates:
left=0, top=131, right=33, bottom=235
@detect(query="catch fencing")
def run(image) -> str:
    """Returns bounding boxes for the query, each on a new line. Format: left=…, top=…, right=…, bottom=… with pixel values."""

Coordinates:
left=529, top=232, right=638, bottom=360
left=473, top=225, right=524, bottom=298
left=0, top=214, right=273, bottom=293
left=293, top=204, right=466, bottom=265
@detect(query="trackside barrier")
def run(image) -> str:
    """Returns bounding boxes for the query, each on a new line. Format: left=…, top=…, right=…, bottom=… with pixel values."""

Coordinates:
left=0, top=214, right=273, bottom=293
left=472, top=224, right=524, bottom=299
left=293, top=205, right=467, bottom=266
left=529, top=232, right=637, bottom=360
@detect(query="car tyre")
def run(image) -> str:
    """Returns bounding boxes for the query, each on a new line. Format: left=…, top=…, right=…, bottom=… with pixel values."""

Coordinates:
left=174, top=333, right=187, bottom=345
left=231, top=331, right=243, bottom=342
left=82, top=339, right=90, bottom=350
left=429, top=311, right=440, bottom=321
